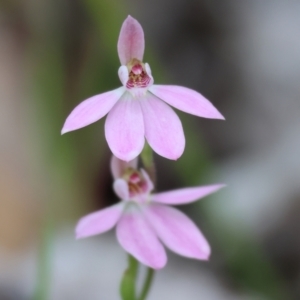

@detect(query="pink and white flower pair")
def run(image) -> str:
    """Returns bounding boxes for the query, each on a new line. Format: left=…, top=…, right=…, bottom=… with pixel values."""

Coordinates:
left=62, top=16, right=224, bottom=161
left=76, top=156, right=225, bottom=269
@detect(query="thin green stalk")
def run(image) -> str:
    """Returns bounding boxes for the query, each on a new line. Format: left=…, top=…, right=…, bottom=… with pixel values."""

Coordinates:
left=141, top=142, right=156, bottom=183
left=140, top=143, right=156, bottom=300
left=120, top=255, right=139, bottom=300
left=138, top=268, right=155, bottom=300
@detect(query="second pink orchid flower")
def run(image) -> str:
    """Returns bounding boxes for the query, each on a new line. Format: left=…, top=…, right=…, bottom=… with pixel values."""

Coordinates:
left=76, top=156, right=225, bottom=269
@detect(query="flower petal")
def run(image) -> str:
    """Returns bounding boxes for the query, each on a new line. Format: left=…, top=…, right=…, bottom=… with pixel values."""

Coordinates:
left=116, top=204, right=167, bottom=269
left=113, top=179, right=129, bottom=200
left=140, top=168, right=154, bottom=194
left=118, top=65, right=129, bottom=86
left=76, top=203, right=124, bottom=239
left=105, top=92, right=144, bottom=161
left=152, top=184, right=225, bottom=205
left=61, top=87, right=125, bottom=134
left=110, top=155, right=138, bottom=179
left=149, top=85, right=225, bottom=120
left=144, top=204, right=210, bottom=260
left=140, top=93, right=185, bottom=160
left=118, top=16, right=145, bottom=65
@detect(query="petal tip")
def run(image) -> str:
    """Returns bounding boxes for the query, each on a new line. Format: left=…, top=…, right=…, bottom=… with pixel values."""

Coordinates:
left=174, top=154, right=182, bottom=161
left=201, top=254, right=210, bottom=261
left=75, top=228, right=86, bottom=240
left=163, top=155, right=179, bottom=161
left=169, top=149, right=184, bottom=161
left=124, top=15, right=139, bottom=26
left=157, top=145, right=184, bottom=161
left=75, top=224, right=85, bottom=239
left=203, top=250, right=211, bottom=260
left=108, top=138, right=144, bottom=163
left=193, top=248, right=211, bottom=261
left=75, top=233, right=83, bottom=240
left=75, top=232, right=90, bottom=240
left=218, top=183, right=227, bottom=189
left=200, top=245, right=211, bottom=260
left=170, top=156, right=179, bottom=161
left=212, top=183, right=227, bottom=192
left=207, top=110, right=225, bottom=120
left=217, top=113, right=226, bottom=120
left=151, top=259, right=167, bottom=270
left=145, top=252, right=167, bottom=270
left=126, top=15, right=134, bottom=21
left=168, top=152, right=182, bottom=161
left=61, top=127, right=69, bottom=135
left=112, top=151, right=139, bottom=162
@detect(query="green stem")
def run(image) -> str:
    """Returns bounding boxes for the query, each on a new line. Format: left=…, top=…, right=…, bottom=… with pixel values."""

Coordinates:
left=138, top=268, right=155, bottom=300
left=129, top=255, right=139, bottom=280
left=140, top=142, right=156, bottom=183
left=120, top=255, right=139, bottom=300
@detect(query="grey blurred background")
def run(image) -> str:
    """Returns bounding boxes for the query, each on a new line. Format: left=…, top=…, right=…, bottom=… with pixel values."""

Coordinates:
left=1, top=0, right=300, bottom=299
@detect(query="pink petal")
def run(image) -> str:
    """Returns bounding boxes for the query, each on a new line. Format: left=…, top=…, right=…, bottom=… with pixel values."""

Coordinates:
left=152, top=184, right=225, bottom=205
left=149, top=85, right=225, bottom=120
left=118, top=16, right=145, bottom=65
left=61, top=87, right=125, bottom=134
left=144, top=204, right=210, bottom=260
left=110, top=155, right=138, bottom=179
left=105, top=92, right=144, bottom=161
left=113, top=179, right=129, bottom=200
left=116, top=205, right=167, bottom=269
left=140, top=93, right=185, bottom=160
left=140, top=169, right=154, bottom=194
left=118, top=65, right=129, bottom=86
left=76, top=203, right=124, bottom=239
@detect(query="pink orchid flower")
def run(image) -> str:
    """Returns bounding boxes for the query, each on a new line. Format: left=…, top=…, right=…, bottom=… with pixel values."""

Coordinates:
left=76, top=156, right=225, bottom=269
left=62, top=16, right=224, bottom=161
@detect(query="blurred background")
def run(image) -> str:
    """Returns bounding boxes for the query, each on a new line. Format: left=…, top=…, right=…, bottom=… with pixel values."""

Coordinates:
left=1, top=0, right=300, bottom=299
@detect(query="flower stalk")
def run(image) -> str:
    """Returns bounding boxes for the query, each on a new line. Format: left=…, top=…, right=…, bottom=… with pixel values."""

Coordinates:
left=138, top=267, right=155, bottom=300
left=120, top=255, right=139, bottom=300
left=120, top=254, right=155, bottom=300
left=140, top=141, right=156, bottom=184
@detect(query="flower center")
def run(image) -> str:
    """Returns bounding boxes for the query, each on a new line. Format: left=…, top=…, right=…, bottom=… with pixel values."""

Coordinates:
left=126, top=59, right=151, bottom=89
left=123, top=168, right=148, bottom=198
